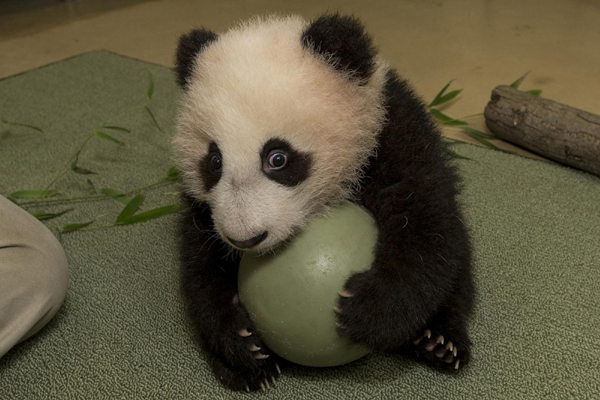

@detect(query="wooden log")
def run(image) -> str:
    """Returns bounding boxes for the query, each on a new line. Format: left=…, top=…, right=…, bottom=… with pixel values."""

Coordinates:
left=484, top=85, right=600, bottom=176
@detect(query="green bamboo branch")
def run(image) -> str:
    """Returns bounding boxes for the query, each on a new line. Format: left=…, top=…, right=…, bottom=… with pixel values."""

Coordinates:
left=43, top=132, right=95, bottom=191
left=42, top=103, right=147, bottom=192
left=42, top=70, right=158, bottom=192
left=124, top=179, right=170, bottom=195
left=17, top=178, right=173, bottom=206
left=1, top=118, right=43, bottom=132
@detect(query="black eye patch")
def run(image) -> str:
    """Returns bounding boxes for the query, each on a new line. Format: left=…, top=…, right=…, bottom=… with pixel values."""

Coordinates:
left=260, top=138, right=312, bottom=187
left=199, top=142, right=222, bottom=191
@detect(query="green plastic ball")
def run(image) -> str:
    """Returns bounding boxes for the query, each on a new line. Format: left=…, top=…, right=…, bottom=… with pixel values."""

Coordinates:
left=238, top=201, right=378, bottom=367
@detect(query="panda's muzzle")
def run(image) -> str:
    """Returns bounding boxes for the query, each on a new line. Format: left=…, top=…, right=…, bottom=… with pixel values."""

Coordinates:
left=227, top=231, right=268, bottom=249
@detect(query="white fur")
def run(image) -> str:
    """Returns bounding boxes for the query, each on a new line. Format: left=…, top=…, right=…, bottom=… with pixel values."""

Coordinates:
left=173, top=15, right=388, bottom=252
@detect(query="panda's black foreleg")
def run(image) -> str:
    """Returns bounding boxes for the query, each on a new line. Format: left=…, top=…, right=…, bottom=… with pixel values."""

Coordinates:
left=179, top=197, right=282, bottom=391
left=337, top=178, right=474, bottom=368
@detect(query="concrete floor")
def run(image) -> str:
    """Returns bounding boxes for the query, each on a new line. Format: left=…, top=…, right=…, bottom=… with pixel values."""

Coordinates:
left=2, top=0, right=599, bottom=158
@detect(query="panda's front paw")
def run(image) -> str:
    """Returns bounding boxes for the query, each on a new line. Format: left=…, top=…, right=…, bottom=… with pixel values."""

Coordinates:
left=209, top=294, right=282, bottom=391
left=210, top=350, right=282, bottom=392
left=335, top=270, right=416, bottom=351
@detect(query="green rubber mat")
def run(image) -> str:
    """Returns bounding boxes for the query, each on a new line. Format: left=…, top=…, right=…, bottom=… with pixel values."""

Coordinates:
left=1, top=51, right=599, bottom=399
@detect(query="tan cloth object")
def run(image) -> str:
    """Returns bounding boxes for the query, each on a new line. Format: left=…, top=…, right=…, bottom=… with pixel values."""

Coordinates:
left=0, top=195, right=69, bottom=358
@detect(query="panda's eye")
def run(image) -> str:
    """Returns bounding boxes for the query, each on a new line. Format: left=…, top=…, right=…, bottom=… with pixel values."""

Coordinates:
left=210, top=154, right=222, bottom=172
left=268, top=152, right=287, bottom=170
left=260, top=138, right=311, bottom=187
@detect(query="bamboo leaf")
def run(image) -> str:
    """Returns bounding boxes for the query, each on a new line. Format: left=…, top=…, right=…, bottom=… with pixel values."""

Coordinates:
left=428, top=80, right=453, bottom=107
left=526, top=89, right=542, bottom=96
left=9, top=190, right=58, bottom=199
left=430, top=109, right=453, bottom=122
left=94, top=130, right=124, bottom=146
left=59, top=220, right=94, bottom=232
left=166, top=166, right=181, bottom=181
left=102, top=125, right=131, bottom=132
left=116, top=204, right=182, bottom=225
left=510, top=71, right=530, bottom=89
left=87, top=179, right=97, bottom=194
left=446, top=148, right=471, bottom=160
left=430, top=109, right=467, bottom=126
left=461, top=127, right=497, bottom=140
left=147, top=70, right=154, bottom=100
left=462, top=128, right=515, bottom=153
left=71, top=152, right=96, bottom=175
left=116, top=194, right=144, bottom=224
left=32, top=208, right=74, bottom=221
left=144, top=106, right=163, bottom=133
left=466, top=132, right=498, bottom=150
left=101, top=188, right=134, bottom=205
left=71, top=165, right=96, bottom=175
left=1, top=119, right=43, bottom=132
left=430, top=89, right=462, bottom=107
left=443, top=138, right=463, bottom=146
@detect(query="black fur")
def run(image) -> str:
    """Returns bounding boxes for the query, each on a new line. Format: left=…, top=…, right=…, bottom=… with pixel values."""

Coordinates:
left=175, top=28, right=218, bottom=88
left=338, top=70, right=474, bottom=365
left=302, top=14, right=377, bottom=83
left=199, top=142, right=223, bottom=191
left=260, top=138, right=312, bottom=187
left=179, top=195, right=283, bottom=391
left=178, top=16, right=474, bottom=392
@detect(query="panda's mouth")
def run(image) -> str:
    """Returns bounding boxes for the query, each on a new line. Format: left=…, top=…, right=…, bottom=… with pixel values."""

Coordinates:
left=226, top=231, right=269, bottom=250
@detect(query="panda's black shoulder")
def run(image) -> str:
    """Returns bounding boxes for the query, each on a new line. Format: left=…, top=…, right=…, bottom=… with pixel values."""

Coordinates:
left=361, top=68, right=462, bottom=200
left=380, top=69, right=443, bottom=147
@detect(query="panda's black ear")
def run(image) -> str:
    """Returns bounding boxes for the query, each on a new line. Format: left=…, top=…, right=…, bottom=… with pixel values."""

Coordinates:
left=175, top=28, right=218, bottom=89
left=302, top=14, right=377, bottom=83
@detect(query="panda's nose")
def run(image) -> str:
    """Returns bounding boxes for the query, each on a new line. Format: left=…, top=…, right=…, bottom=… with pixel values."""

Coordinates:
left=227, top=231, right=268, bottom=249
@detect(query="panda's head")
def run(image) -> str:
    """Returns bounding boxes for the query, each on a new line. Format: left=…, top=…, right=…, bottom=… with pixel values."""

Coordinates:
left=173, top=14, right=388, bottom=252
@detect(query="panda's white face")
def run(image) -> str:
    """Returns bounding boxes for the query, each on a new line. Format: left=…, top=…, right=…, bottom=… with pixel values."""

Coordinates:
left=174, top=16, right=388, bottom=252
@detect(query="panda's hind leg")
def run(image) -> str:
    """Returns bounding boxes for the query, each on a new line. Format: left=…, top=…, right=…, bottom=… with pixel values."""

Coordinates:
left=403, top=274, right=474, bottom=371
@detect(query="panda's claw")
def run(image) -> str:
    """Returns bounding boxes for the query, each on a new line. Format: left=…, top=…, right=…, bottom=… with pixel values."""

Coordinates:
left=254, top=353, right=269, bottom=360
left=260, top=381, right=266, bottom=391
left=271, top=375, right=276, bottom=385
left=245, top=385, right=250, bottom=392
left=248, top=344, right=261, bottom=352
left=333, top=306, right=343, bottom=314
left=338, top=290, right=353, bottom=298
left=410, top=327, right=468, bottom=371
left=238, top=328, right=252, bottom=337
left=264, top=378, right=270, bottom=389
left=336, top=322, right=347, bottom=329
left=276, top=363, right=281, bottom=375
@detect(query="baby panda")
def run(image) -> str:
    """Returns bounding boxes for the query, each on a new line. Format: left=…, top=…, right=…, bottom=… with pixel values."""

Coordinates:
left=173, top=14, right=475, bottom=392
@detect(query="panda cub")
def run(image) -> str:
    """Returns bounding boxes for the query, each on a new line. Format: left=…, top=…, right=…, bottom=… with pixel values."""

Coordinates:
left=173, top=14, right=474, bottom=392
